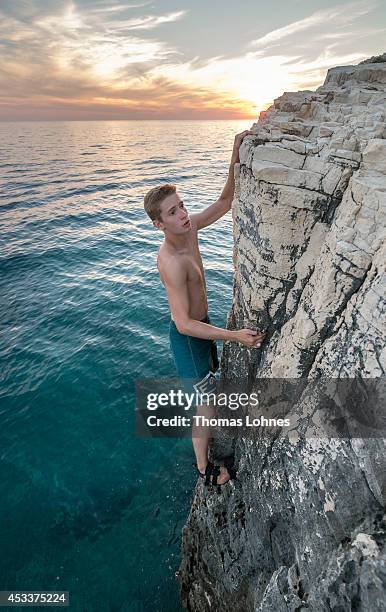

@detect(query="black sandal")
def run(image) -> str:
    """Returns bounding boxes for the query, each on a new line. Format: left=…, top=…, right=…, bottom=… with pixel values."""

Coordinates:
left=194, top=461, right=230, bottom=488
left=219, top=454, right=237, bottom=481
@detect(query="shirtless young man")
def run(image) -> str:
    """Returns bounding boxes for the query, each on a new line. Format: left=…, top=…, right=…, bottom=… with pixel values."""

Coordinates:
left=143, top=130, right=265, bottom=486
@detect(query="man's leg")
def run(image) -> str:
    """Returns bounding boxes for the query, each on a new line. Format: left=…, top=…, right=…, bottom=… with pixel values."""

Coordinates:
left=192, top=402, right=230, bottom=485
left=169, top=323, right=230, bottom=485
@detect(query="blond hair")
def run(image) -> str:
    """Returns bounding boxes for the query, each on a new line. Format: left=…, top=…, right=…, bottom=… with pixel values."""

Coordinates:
left=143, top=184, right=176, bottom=221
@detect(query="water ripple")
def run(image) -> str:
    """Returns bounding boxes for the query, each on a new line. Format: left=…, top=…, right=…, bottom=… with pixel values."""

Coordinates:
left=0, top=118, right=253, bottom=609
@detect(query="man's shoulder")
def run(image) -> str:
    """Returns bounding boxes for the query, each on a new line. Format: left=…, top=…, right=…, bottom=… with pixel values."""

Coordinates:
left=157, top=246, right=188, bottom=281
left=158, top=250, right=188, bottom=272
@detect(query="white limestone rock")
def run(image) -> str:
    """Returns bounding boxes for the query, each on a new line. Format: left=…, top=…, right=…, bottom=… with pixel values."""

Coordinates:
left=179, top=54, right=386, bottom=612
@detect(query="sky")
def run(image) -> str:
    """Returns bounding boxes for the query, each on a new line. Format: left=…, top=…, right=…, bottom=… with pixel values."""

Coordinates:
left=0, top=0, right=385, bottom=120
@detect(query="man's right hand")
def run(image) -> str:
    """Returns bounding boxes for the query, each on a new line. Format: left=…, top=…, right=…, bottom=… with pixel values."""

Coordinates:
left=235, top=329, right=266, bottom=348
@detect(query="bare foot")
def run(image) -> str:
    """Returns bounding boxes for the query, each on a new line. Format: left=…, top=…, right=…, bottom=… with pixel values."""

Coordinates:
left=217, top=466, right=231, bottom=485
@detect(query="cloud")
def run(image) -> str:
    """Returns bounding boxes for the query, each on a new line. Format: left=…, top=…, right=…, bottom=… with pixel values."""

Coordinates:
left=146, top=44, right=371, bottom=117
left=0, top=3, right=184, bottom=84
left=279, top=45, right=368, bottom=90
left=0, top=1, right=251, bottom=119
left=89, top=3, right=153, bottom=13
left=317, top=27, right=386, bottom=41
left=249, top=0, right=379, bottom=50
left=98, top=11, right=187, bottom=31
left=34, top=4, right=187, bottom=36
left=0, top=0, right=383, bottom=120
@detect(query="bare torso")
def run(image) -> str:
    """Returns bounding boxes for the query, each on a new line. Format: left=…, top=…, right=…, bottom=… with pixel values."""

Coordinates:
left=157, top=222, right=208, bottom=321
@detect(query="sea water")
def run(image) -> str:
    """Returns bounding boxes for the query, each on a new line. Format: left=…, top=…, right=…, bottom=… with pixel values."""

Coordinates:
left=0, top=119, right=252, bottom=611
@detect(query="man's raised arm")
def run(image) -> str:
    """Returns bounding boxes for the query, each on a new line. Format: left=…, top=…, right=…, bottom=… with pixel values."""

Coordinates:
left=163, top=259, right=264, bottom=348
left=191, top=130, right=254, bottom=231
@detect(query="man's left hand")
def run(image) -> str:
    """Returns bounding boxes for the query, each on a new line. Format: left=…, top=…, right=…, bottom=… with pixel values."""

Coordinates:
left=231, top=130, right=254, bottom=162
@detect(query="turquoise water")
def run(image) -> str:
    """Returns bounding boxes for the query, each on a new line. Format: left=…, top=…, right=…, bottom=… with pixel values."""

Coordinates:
left=0, top=120, right=251, bottom=611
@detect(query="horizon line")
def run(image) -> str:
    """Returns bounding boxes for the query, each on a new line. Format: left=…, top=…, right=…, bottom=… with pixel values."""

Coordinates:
left=0, top=117, right=260, bottom=122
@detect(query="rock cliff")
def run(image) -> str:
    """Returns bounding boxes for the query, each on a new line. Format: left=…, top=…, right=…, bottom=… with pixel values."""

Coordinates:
left=178, top=55, right=386, bottom=611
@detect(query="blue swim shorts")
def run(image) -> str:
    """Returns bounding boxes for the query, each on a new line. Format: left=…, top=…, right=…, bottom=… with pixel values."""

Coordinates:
left=169, top=315, right=219, bottom=398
